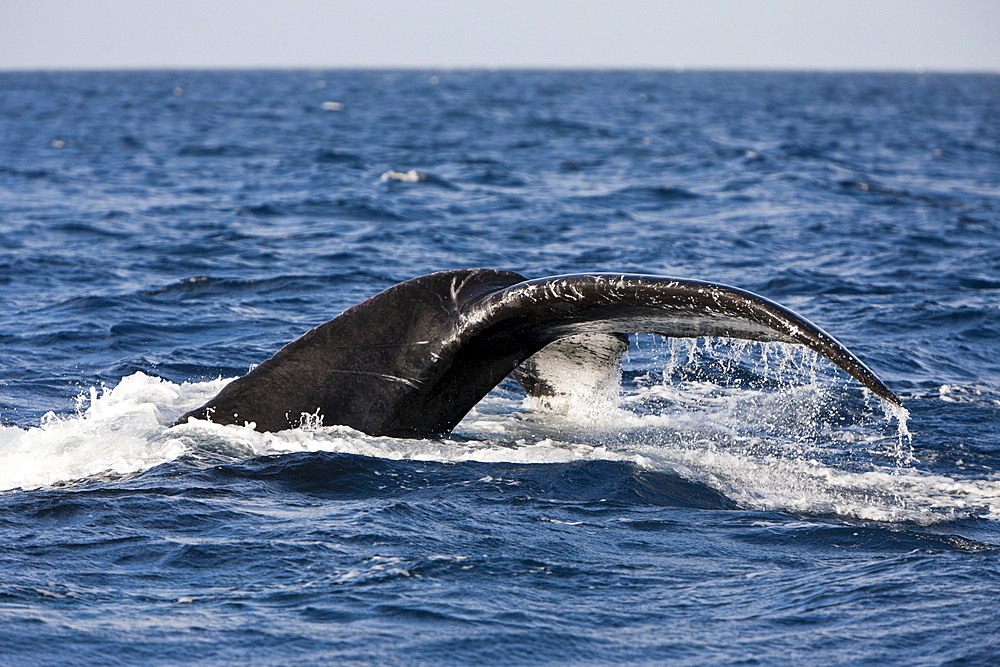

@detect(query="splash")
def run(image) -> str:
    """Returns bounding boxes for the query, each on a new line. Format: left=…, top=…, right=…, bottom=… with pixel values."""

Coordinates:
left=1, top=366, right=997, bottom=526
left=881, top=398, right=913, bottom=465
left=0, top=373, right=643, bottom=492
left=0, top=373, right=221, bottom=491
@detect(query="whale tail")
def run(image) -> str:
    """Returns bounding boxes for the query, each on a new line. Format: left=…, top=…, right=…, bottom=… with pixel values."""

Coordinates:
left=178, top=269, right=901, bottom=437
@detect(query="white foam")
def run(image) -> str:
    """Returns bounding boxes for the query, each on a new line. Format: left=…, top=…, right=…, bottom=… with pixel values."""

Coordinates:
left=636, top=441, right=1000, bottom=524
left=938, top=383, right=1000, bottom=406
left=0, top=372, right=225, bottom=491
left=379, top=169, right=425, bottom=183
left=2, top=371, right=998, bottom=527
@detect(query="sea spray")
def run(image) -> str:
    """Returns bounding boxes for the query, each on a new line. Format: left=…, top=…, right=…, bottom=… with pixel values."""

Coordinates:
left=0, top=373, right=200, bottom=491
left=882, top=397, right=914, bottom=465
left=0, top=362, right=994, bottom=526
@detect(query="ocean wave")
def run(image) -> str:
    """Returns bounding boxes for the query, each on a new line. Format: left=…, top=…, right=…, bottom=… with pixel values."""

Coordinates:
left=523, top=115, right=614, bottom=138
left=208, top=454, right=738, bottom=509
left=758, top=269, right=907, bottom=297
left=575, top=184, right=700, bottom=212
left=2, top=371, right=997, bottom=526
left=177, top=144, right=257, bottom=158
left=313, top=149, right=365, bottom=168
left=936, top=383, right=1000, bottom=407
left=237, top=196, right=407, bottom=222
left=0, top=165, right=54, bottom=180
left=837, top=178, right=911, bottom=203
left=464, top=168, right=529, bottom=187
left=379, top=169, right=458, bottom=189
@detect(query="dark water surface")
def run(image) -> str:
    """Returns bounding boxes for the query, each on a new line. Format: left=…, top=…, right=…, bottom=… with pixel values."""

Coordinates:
left=1, top=70, right=999, bottom=664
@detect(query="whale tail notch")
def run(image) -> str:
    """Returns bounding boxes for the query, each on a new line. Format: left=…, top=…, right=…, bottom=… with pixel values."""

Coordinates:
left=177, top=269, right=901, bottom=437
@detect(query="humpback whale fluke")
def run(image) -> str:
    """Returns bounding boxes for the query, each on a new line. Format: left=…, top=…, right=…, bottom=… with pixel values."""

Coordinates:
left=177, top=269, right=901, bottom=437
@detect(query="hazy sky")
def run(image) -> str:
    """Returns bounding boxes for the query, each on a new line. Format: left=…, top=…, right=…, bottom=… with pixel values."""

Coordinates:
left=2, top=0, right=998, bottom=71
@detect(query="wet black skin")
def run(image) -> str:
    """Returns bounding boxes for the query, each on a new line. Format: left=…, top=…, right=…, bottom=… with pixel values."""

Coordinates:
left=178, top=269, right=901, bottom=437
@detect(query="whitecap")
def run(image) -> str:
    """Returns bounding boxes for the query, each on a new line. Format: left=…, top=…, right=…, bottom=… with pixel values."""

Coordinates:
left=379, top=169, right=425, bottom=183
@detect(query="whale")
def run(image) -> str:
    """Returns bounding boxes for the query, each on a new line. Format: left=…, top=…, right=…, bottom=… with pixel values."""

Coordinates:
left=177, top=269, right=901, bottom=437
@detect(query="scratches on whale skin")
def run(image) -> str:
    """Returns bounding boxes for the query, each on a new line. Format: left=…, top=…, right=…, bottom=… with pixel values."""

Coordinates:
left=326, top=368, right=425, bottom=389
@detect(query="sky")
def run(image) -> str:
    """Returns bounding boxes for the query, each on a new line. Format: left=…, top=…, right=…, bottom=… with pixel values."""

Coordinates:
left=1, top=0, right=998, bottom=72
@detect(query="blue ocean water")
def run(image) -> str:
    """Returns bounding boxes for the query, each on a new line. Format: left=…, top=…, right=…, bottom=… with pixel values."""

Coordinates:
left=1, top=69, right=999, bottom=664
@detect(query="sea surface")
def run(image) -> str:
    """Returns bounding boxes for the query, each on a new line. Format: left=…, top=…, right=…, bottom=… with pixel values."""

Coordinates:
left=1, top=70, right=999, bottom=665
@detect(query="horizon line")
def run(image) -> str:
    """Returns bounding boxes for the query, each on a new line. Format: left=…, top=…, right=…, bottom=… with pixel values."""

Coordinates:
left=2, top=64, right=998, bottom=75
